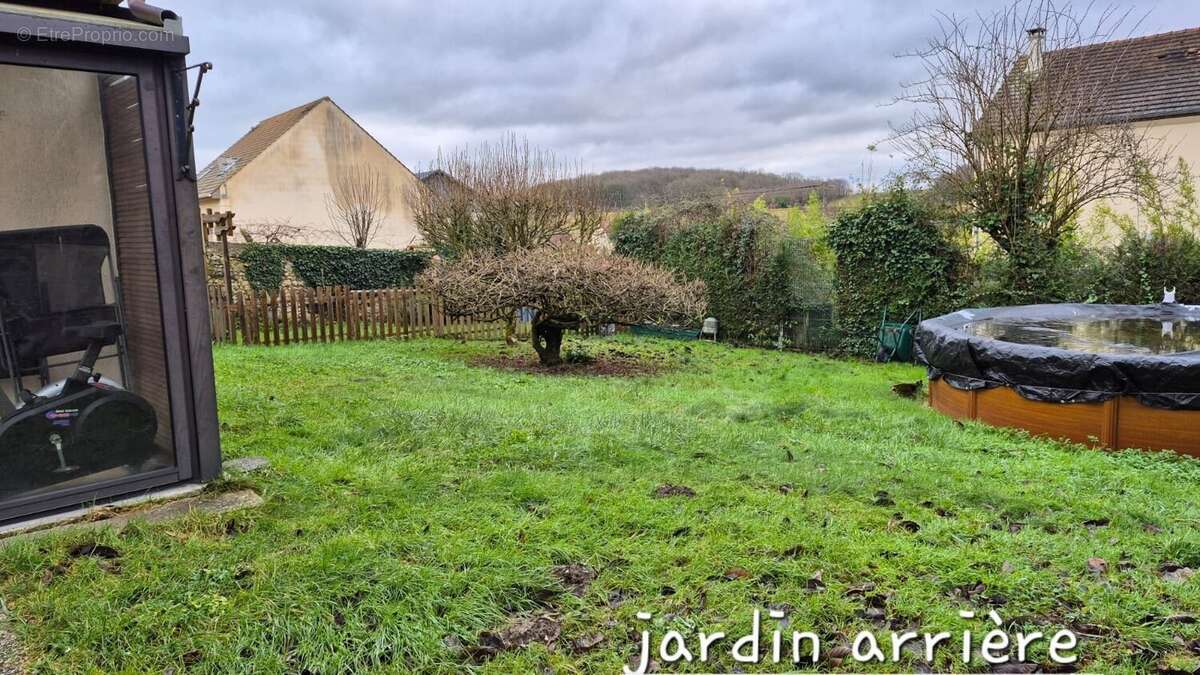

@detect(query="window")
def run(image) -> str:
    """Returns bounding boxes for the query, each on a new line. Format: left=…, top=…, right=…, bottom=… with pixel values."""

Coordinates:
left=0, top=64, right=177, bottom=503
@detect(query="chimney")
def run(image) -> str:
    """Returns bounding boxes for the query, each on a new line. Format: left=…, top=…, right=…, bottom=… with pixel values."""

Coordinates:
left=1026, top=27, right=1046, bottom=74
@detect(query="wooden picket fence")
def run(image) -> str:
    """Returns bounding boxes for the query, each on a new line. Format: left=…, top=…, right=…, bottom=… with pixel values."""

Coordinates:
left=207, top=286, right=527, bottom=346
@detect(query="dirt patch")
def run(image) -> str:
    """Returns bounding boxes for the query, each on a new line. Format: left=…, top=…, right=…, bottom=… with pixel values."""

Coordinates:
left=468, top=612, right=562, bottom=662
left=472, top=353, right=664, bottom=377
left=552, top=564, right=596, bottom=597
left=652, top=484, right=696, bottom=498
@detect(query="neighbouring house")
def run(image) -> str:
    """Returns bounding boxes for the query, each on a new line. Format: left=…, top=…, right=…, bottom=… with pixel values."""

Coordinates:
left=197, top=97, right=425, bottom=249
left=1026, top=27, right=1200, bottom=234
left=415, top=169, right=464, bottom=197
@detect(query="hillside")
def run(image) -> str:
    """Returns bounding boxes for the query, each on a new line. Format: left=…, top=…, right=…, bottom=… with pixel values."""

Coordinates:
left=592, top=167, right=849, bottom=209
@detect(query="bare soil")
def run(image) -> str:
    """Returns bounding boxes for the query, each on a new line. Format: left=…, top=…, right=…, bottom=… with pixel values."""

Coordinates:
left=471, top=353, right=664, bottom=377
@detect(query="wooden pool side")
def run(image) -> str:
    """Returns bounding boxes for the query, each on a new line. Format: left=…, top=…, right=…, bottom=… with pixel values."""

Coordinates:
left=929, top=379, right=1200, bottom=457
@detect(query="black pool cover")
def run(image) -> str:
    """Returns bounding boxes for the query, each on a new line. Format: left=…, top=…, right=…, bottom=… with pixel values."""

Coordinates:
left=916, top=304, right=1200, bottom=410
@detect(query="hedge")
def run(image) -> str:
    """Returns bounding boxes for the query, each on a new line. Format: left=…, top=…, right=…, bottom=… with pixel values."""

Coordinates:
left=827, top=190, right=966, bottom=356
left=612, top=202, right=830, bottom=343
left=238, top=244, right=432, bottom=291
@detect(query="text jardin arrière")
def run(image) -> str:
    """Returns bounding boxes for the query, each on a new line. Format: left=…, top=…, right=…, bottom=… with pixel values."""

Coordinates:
left=625, top=608, right=1078, bottom=674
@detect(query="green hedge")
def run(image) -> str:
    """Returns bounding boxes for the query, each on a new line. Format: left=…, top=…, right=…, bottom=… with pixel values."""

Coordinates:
left=612, top=202, right=831, bottom=344
left=238, top=244, right=432, bottom=291
left=827, top=190, right=967, bottom=356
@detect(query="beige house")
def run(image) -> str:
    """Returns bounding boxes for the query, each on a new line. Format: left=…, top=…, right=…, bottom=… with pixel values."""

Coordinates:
left=1039, top=28, right=1200, bottom=237
left=197, top=97, right=424, bottom=249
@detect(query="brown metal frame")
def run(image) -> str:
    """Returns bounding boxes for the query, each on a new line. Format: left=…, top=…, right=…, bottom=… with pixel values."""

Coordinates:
left=0, top=19, right=221, bottom=522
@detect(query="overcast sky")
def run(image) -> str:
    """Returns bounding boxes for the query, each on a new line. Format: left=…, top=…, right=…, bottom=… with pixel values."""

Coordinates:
left=174, top=0, right=1197, bottom=183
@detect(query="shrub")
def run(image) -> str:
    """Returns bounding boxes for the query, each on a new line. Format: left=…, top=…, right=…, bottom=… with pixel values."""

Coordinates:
left=827, top=189, right=967, bottom=355
left=1092, top=225, right=1200, bottom=305
left=611, top=201, right=831, bottom=344
left=417, top=246, right=705, bottom=365
left=238, top=244, right=432, bottom=291
left=967, top=236, right=1106, bottom=307
left=1089, top=161, right=1200, bottom=304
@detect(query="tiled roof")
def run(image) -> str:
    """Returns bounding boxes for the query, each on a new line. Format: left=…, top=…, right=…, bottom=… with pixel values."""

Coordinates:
left=196, top=97, right=328, bottom=198
left=1043, top=27, right=1200, bottom=124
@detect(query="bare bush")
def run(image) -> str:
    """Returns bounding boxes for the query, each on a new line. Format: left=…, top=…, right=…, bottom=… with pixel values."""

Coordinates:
left=892, top=1, right=1171, bottom=260
left=325, top=165, right=393, bottom=249
left=417, top=246, right=706, bottom=365
left=408, top=134, right=604, bottom=258
left=240, top=219, right=309, bottom=244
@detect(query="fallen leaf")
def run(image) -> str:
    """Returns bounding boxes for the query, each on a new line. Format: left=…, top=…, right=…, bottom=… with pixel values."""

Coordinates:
left=861, top=606, right=886, bottom=621
left=723, top=567, right=752, bottom=581
left=1162, top=567, right=1195, bottom=584
left=806, top=570, right=825, bottom=590
left=1087, top=557, right=1108, bottom=575
left=1164, top=614, right=1198, bottom=624
left=552, top=564, right=596, bottom=597
left=570, top=634, right=606, bottom=653
left=469, top=613, right=562, bottom=662
left=845, top=582, right=876, bottom=597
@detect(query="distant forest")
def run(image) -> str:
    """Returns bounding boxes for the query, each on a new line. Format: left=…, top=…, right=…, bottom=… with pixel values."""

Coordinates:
left=592, top=167, right=851, bottom=209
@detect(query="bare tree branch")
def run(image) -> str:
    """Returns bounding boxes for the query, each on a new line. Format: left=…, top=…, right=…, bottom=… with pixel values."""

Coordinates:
left=325, top=165, right=393, bottom=249
left=891, top=0, right=1170, bottom=258
left=406, top=133, right=604, bottom=258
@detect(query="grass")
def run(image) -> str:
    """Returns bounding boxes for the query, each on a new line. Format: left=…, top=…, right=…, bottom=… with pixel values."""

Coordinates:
left=2, top=337, right=1200, bottom=673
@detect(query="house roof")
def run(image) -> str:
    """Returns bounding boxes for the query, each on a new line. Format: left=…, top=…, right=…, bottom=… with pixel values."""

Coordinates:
left=1041, top=27, right=1200, bottom=124
left=196, top=97, right=329, bottom=198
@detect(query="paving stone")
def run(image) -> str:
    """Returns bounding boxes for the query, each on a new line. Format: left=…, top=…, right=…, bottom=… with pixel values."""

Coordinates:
left=0, top=490, right=264, bottom=545
left=223, top=456, right=271, bottom=474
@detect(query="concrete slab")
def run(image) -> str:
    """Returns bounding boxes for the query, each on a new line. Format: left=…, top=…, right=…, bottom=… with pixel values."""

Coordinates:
left=0, top=483, right=205, bottom=539
left=223, top=456, right=270, bottom=474
left=0, top=489, right=264, bottom=545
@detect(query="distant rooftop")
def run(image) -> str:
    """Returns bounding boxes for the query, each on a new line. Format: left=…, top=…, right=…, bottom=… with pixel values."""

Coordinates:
left=1039, top=27, right=1200, bottom=123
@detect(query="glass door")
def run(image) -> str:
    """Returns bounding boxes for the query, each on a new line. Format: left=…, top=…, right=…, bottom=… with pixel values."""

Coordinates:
left=0, top=62, right=180, bottom=509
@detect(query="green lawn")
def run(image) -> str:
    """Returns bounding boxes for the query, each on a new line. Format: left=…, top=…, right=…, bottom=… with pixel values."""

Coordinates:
left=2, top=337, right=1200, bottom=673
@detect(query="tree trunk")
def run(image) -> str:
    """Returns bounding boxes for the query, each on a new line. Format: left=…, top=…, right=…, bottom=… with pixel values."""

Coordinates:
left=531, top=319, right=564, bottom=366
left=504, top=315, right=518, bottom=346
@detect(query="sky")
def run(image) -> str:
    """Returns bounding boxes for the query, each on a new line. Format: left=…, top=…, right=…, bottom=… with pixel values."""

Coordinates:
left=174, top=0, right=1198, bottom=183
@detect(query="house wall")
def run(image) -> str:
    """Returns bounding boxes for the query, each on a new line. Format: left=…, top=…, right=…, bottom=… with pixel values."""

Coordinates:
left=1080, top=114, right=1200, bottom=243
left=206, top=99, right=424, bottom=249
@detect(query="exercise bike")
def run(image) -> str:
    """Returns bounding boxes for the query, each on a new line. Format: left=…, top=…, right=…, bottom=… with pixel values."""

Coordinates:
left=0, top=225, right=160, bottom=497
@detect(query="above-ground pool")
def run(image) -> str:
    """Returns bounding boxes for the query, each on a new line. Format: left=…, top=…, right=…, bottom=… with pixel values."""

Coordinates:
left=916, top=304, right=1200, bottom=456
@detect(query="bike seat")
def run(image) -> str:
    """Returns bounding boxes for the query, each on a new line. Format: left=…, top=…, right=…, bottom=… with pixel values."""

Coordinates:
left=63, top=321, right=122, bottom=342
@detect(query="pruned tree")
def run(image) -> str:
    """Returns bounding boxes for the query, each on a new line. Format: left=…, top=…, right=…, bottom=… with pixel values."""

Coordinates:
left=417, top=246, right=706, bottom=366
left=325, top=165, right=393, bottom=249
left=892, top=1, right=1171, bottom=270
left=407, top=134, right=604, bottom=258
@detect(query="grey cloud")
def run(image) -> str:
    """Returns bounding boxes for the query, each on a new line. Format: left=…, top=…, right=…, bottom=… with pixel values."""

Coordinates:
left=176, top=0, right=1198, bottom=180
